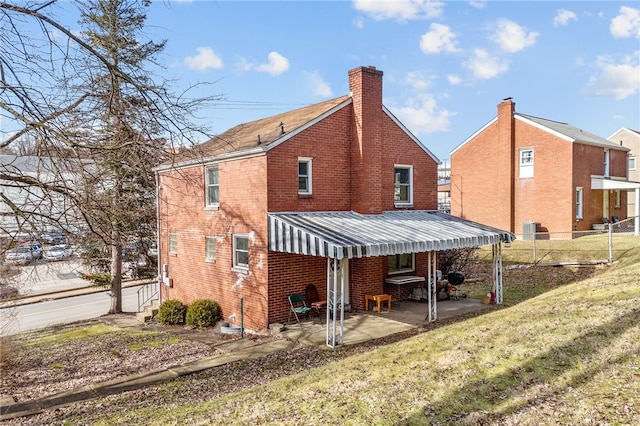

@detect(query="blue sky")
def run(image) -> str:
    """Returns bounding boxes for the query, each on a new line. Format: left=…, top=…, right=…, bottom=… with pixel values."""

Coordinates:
left=16, top=1, right=640, bottom=162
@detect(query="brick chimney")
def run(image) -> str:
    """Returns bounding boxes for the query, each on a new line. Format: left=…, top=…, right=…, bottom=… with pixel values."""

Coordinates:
left=497, top=98, right=516, bottom=232
left=349, top=66, right=383, bottom=214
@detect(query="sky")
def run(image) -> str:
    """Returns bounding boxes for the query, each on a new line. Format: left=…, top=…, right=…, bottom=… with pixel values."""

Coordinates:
left=12, top=1, right=640, bottom=162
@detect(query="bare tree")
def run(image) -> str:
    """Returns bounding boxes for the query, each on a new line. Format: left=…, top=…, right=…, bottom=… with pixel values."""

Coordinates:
left=1, top=0, right=218, bottom=312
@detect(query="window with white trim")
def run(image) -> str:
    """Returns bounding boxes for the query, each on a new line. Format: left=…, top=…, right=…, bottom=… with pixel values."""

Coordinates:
left=519, top=148, right=534, bottom=178
left=614, top=190, right=621, bottom=209
left=205, top=237, right=216, bottom=262
left=629, top=156, right=637, bottom=171
left=576, top=187, right=583, bottom=219
left=388, top=253, right=415, bottom=274
left=604, top=149, right=610, bottom=177
left=205, top=166, right=219, bottom=207
left=232, top=234, right=249, bottom=269
left=298, top=158, right=312, bottom=194
left=168, top=234, right=177, bottom=254
left=394, top=165, right=413, bottom=206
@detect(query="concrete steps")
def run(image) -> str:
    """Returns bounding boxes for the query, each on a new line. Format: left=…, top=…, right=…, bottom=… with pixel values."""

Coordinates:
left=136, top=299, right=160, bottom=323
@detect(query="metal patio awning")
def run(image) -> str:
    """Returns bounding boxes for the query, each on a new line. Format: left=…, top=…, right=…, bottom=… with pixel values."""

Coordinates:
left=268, top=210, right=515, bottom=259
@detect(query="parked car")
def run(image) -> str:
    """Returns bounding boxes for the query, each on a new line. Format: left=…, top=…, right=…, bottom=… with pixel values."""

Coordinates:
left=43, top=244, right=73, bottom=261
left=41, top=232, right=66, bottom=245
left=5, top=242, right=43, bottom=265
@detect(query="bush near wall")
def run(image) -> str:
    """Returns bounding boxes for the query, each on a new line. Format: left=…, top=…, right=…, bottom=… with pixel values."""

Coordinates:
left=185, top=299, right=221, bottom=329
left=156, top=299, right=187, bottom=325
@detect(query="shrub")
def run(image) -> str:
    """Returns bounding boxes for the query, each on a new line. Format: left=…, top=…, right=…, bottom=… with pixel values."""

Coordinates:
left=185, top=299, right=221, bottom=329
left=156, top=299, right=187, bottom=325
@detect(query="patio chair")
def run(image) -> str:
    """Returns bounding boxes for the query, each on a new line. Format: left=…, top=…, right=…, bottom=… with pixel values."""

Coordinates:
left=305, top=284, right=327, bottom=323
left=287, top=293, right=312, bottom=328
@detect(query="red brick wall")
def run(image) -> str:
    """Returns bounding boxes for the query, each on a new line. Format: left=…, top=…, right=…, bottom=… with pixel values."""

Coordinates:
left=267, top=107, right=352, bottom=212
left=157, top=156, right=270, bottom=331
left=511, top=119, right=573, bottom=235
left=267, top=252, right=327, bottom=325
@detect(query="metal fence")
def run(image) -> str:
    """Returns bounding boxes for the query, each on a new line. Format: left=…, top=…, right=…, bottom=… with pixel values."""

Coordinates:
left=499, top=216, right=639, bottom=265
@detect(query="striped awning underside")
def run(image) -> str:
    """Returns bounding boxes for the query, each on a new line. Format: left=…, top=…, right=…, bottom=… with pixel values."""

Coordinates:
left=268, top=210, right=515, bottom=259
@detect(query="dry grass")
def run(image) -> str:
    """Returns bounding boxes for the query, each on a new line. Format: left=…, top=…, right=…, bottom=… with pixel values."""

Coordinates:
left=3, top=235, right=639, bottom=425
left=84, top=238, right=640, bottom=424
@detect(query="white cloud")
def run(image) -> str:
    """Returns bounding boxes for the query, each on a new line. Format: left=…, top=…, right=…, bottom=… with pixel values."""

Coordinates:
left=419, top=23, right=460, bottom=54
left=583, top=52, right=640, bottom=100
left=306, top=71, right=333, bottom=97
left=391, top=93, right=454, bottom=135
left=184, top=47, right=223, bottom=72
left=353, top=16, right=365, bottom=29
left=469, top=1, right=485, bottom=9
left=353, top=0, right=444, bottom=22
left=255, top=51, right=290, bottom=76
left=405, top=71, right=431, bottom=91
left=610, top=6, right=640, bottom=38
left=489, top=19, right=538, bottom=53
left=447, top=74, right=462, bottom=85
left=553, top=9, right=577, bottom=27
left=463, top=48, right=509, bottom=79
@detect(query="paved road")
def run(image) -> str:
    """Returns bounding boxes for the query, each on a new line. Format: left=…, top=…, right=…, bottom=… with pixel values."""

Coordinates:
left=0, top=284, right=148, bottom=336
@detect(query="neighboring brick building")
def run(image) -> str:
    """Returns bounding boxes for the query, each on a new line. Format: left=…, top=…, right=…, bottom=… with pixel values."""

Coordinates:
left=155, top=67, right=514, bottom=344
left=450, top=98, right=638, bottom=238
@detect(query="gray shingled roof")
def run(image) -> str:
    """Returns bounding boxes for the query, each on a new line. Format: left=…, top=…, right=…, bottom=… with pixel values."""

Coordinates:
left=269, top=210, right=515, bottom=259
left=516, top=114, right=628, bottom=150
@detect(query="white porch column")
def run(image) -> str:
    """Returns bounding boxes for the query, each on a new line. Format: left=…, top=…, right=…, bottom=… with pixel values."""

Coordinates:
left=635, top=187, right=639, bottom=236
left=492, top=243, right=503, bottom=304
left=326, top=257, right=345, bottom=349
left=426, top=251, right=437, bottom=322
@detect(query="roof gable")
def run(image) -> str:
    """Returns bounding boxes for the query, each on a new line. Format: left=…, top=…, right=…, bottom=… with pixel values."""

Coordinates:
left=383, top=107, right=440, bottom=163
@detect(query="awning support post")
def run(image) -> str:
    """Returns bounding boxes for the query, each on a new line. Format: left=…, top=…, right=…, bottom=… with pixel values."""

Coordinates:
left=635, top=188, right=639, bottom=236
left=492, top=243, right=503, bottom=304
left=426, top=251, right=437, bottom=322
left=326, top=257, right=344, bottom=349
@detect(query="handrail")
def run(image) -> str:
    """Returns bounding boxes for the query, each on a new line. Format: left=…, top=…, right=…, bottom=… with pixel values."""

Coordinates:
left=137, top=281, right=159, bottom=313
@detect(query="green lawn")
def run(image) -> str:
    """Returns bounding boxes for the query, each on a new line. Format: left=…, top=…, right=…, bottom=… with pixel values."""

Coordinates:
left=97, top=236, right=640, bottom=425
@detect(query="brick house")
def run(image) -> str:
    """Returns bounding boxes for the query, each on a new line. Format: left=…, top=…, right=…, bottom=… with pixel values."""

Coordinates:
left=450, top=98, right=639, bottom=238
left=155, top=66, right=514, bottom=347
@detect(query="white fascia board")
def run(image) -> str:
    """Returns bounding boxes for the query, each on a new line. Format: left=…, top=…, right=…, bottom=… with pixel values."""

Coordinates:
left=265, top=97, right=353, bottom=152
left=515, top=115, right=574, bottom=142
left=154, top=147, right=266, bottom=173
left=450, top=117, right=497, bottom=156
left=383, top=106, right=441, bottom=164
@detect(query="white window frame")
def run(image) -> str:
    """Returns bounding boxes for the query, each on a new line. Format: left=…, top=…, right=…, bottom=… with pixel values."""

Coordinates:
left=604, top=149, right=610, bottom=177
left=205, top=165, right=219, bottom=208
left=576, top=187, right=584, bottom=219
left=205, top=236, right=216, bottom=262
left=298, top=157, right=312, bottom=195
left=232, top=234, right=249, bottom=270
left=629, top=156, right=637, bottom=171
left=168, top=234, right=177, bottom=255
left=519, top=148, right=534, bottom=178
left=394, top=165, right=413, bottom=206
left=614, top=190, right=621, bottom=209
left=388, top=253, right=415, bottom=275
